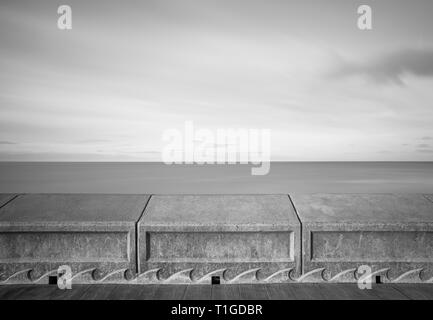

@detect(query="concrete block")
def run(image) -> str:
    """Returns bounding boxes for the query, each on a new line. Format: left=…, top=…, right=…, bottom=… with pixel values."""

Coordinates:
left=138, top=195, right=301, bottom=283
left=0, top=194, right=149, bottom=283
left=0, top=194, right=17, bottom=208
left=291, top=194, right=433, bottom=283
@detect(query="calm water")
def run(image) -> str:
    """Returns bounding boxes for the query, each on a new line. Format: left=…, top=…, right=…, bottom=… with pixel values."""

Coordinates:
left=0, top=162, right=432, bottom=194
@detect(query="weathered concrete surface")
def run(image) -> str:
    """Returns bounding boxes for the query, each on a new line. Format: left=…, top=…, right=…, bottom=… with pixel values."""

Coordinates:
left=0, top=194, right=17, bottom=209
left=138, top=195, right=301, bottom=282
left=0, top=194, right=150, bottom=283
left=2, top=193, right=433, bottom=284
left=291, top=194, right=433, bottom=282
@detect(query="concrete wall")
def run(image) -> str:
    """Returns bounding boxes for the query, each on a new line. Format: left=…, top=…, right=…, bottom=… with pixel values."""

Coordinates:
left=0, top=194, right=432, bottom=284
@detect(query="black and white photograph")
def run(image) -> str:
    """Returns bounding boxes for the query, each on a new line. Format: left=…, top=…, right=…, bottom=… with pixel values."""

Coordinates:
left=0, top=0, right=433, bottom=309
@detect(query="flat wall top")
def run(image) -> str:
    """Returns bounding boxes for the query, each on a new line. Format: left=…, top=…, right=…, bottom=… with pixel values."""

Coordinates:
left=141, top=195, right=299, bottom=226
left=291, top=194, right=433, bottom=224
left=0, top=194, right=16, bottom=208
left=0, top=194, right=150, bottom=222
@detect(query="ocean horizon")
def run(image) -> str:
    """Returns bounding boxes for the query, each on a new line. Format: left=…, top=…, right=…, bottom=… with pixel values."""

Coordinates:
left=1, top=161, right=432, bottom=194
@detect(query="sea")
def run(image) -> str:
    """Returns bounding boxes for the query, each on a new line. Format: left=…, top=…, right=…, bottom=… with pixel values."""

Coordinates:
left=0, top=162, right=432, bottom=194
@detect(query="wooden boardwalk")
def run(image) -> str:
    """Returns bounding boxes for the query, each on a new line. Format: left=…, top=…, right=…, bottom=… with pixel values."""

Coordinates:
left=0, top=284, right=432, bottom=300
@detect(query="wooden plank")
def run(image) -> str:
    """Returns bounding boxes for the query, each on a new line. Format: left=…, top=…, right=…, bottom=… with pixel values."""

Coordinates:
left=369, top=284, right=409, bottom=300
left=1, top=284, right=431, bottom=300
left=51, top=284, right=158, bottom=300
left=265, top=284, right=296, bottom=300
left=274, top=284, right=409, bottom=300
left=391, top=284, right=433, bottom=300
left=0, top=285, right=32, bottom=300
left=153, top=285, right=187, bottom=300
left=135, top=285, right=159, bottom=300
left=183, top=285, right=212, bottom=300
left=238, top=284, right=269, bottom=300
left=107, top=285, right=139, bottom=300
left=0, top=286, right=17, bottom=300
left=294, top=284, right=330, bottom=300
left=315, top=284, right=379, bottom=300
left=211, top=284, right=240, bottom=300
left=77, top=284, right=118, bottom=300
left=278, top=284, right=327, bottom=300
left=14, top=285, right=59, bottom=300
left=268, top=284, right=368, bottom=300
left=0, top=284, right=84, bottom=300
left=49, top=285, right=92, bottom=300
left=107, top=284, right=157, bottom=300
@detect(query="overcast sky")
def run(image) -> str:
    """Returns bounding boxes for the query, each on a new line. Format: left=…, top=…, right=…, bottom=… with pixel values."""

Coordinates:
left=1, top=0, right=433, bottom=161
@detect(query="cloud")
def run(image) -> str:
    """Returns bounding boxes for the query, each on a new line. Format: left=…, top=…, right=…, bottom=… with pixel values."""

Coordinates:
left=417, top=143, right=430, bottom=148
left=76, top=139, right=111, bottom=144
left=0, top=150, right=159, bottom=161
left=421, top=136, right=433, bottom=140
left=417, top=149, right=433, bottom=154
left=332, top=48, right=433, bottom=84
left=0, top=141, right=16, bottom=145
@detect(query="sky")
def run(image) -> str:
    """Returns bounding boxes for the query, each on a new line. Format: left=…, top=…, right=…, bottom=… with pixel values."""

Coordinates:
left=1, top=0, right=433, bottom=161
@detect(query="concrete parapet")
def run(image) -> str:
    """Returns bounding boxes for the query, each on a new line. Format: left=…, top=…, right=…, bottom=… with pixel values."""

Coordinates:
left=0, top=194, right=17, bottom=209
left=291, top=194, right=433, bottom=283
left=0, top=194, right=149, bottom=283
left=1, top=193, right=433, bottom=284
left=138, top=195, right=301, bottom=283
